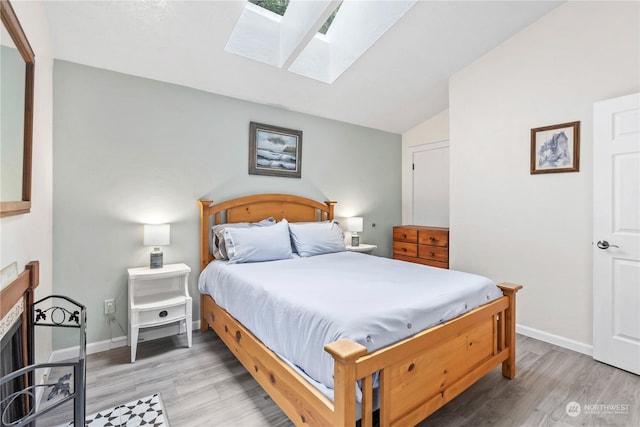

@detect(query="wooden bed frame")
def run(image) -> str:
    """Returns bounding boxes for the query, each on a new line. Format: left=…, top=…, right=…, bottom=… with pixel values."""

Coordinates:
left=198, top=194, right=522, bottom=427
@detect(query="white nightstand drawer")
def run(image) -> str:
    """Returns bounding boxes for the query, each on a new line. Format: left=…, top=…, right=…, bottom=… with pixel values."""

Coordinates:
left=137, top=304, right=186, bottom=325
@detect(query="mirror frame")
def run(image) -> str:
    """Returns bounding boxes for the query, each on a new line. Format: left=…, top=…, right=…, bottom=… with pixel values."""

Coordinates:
left=0, top=0, right=34, bottom=218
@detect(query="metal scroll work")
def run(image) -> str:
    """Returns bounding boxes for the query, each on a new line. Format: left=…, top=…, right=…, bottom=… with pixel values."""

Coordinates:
left=34, top=305, right=80, bottom=327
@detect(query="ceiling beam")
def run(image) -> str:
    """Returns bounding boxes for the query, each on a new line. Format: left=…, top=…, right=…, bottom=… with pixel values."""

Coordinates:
left=279, top=0, right=341, bottom=69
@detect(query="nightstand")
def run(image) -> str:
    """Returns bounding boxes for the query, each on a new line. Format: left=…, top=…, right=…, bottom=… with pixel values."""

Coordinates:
left=345, top=243, right=377, bottom=254
left=127, top=263, right=192, bottom=363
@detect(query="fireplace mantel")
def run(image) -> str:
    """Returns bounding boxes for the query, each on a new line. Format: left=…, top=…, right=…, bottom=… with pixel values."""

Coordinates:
left=0, top=261, right=39, bottom=364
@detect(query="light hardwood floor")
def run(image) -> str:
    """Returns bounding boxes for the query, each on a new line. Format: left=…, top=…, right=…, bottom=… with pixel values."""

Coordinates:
left=39, top=331, right=638, bottom=427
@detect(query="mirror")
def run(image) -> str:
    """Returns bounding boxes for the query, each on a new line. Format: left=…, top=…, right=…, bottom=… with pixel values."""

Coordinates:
left=0, top=0, right=34, bottom=217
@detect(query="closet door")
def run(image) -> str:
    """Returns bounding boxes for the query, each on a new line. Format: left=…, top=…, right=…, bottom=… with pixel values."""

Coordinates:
left=410, top=141, right=449, bottom=226
left=593, top=92, right=640, bottom=375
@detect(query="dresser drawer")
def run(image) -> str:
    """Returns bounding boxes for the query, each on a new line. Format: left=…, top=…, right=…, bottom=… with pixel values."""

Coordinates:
left=393, top=242, right=418, bottom=257
left=393, top=227, right=418, bottom=243
left=418, top=229, right=449, bottom=247
left=418, top=245, right=448, bottom=263
left=394, top=254, right=448, bottom=269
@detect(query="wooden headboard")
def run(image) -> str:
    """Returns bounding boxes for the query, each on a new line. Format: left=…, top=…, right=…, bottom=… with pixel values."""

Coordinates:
left=198, top=194, right=336, bottom=271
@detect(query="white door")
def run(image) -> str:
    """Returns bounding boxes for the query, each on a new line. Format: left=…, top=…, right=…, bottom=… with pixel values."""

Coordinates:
left=410, top=141, right=449, bottom=226
left=593, top=92, right=640, bottom=375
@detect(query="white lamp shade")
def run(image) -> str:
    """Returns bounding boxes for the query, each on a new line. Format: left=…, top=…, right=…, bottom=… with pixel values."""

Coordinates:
left=144, top=224, right=170, bottom=246
left=346, top=217, right=363, bottom=233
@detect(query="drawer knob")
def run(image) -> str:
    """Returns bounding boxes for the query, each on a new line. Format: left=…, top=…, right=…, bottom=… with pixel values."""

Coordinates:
left=402, top=234, right=407, bottom=238
left=402, top=248, right=407, bottom=252
left=429, top=252, right=435, bottom=256
left=159, top=310, right=168, bottom=318
left=429, top=237, right=435, bottom=241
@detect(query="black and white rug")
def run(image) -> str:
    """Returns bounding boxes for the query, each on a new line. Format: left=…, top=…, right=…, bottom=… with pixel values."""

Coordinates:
left=62, top=394, right=168, bottom=427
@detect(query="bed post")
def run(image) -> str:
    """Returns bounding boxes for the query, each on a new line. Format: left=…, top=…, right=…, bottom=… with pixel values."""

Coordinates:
left=325, top=339, right=367, bottom=427
left=199, top=200, right=213, bottom=332
left=497, top=282, right=522, bottom=379
left=324, top=201, right=336, bottom=221
left=199, top=200, right=212, bottom=272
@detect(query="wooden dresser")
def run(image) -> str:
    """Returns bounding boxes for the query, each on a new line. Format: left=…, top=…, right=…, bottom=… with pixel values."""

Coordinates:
left=393, top=225, right=449, bottom=269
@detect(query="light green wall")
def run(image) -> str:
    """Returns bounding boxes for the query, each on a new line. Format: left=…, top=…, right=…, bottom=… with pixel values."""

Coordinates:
left=53, top=60, right=401, bottom=347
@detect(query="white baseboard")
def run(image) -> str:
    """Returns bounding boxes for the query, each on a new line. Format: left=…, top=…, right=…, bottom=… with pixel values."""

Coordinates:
left=50, top=336, right=127, bottom=362
left=516, top=323, right=593, bottom=356
left=50, top=320, right=201, bottom=362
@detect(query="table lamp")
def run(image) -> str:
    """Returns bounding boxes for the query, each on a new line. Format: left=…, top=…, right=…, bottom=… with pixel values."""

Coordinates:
left=144, top=224, right=170, bottom=269
left=346, top=217, right=363, bottom=246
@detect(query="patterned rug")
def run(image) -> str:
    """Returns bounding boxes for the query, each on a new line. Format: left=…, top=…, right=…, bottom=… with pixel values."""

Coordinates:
left=62, top=394, right=168, bottom=427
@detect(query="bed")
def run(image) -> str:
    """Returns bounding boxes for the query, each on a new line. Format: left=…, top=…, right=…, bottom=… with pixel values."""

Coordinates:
left=198, top=194, right=522, bottom=427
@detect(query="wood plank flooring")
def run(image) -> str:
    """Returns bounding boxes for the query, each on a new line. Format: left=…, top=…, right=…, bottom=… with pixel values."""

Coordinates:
left=38, top=331, right=638, bottom=426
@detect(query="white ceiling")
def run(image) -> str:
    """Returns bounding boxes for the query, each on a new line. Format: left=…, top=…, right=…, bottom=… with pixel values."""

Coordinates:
left=43, top=0, right=561, bottom=134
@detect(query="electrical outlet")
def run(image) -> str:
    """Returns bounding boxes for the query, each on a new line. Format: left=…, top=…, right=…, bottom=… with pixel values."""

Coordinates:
left=104, top=299, right=115, bottom=315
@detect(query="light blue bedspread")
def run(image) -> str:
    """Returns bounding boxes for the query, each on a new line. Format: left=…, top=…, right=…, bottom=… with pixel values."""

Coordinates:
left=198, top=252, right=503, bottom=398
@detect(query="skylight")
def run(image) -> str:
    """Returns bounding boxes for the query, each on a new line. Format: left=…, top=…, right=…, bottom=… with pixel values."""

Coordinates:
left=318, top=2, right=341, bottom=35
left=249, top=0, right=290, bottom=17
left=226, top=0, right=417, bottom=84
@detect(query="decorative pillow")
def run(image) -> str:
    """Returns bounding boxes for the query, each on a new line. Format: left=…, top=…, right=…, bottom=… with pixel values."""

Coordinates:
left=287, top=220, right=330, bottom=254
left=223, top=219, right=293, bottom=264
left=211, top=217, right=275, bottom=259
left=288, top=221, right=346, bottom=257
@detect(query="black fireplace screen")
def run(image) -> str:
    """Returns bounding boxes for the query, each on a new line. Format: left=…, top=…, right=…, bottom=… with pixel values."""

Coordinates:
left=0, top=318, right=27, bottom=426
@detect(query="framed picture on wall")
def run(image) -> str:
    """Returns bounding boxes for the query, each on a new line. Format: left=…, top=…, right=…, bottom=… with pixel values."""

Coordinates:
left=530, top=121, right=580, bottom=174
left=249, top=122, right=303, bottom=178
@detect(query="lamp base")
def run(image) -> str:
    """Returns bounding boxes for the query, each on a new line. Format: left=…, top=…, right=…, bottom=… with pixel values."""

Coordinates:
left=351, top=234, right=360, bottom=247
left=150, top=248, right=163, bottom=269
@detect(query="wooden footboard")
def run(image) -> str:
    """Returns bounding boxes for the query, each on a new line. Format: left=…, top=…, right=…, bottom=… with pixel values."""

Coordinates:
left=200, top=283, right=521, bottom=427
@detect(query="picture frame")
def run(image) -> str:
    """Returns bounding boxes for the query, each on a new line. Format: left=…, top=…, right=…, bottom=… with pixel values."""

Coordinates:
left=530, top=121, right=580, bottom=174
left=249, top=122, right=302, bottom=178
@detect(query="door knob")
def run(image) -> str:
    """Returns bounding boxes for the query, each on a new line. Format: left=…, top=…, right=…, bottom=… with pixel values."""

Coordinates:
left=597, top=240, right=619, bottom=250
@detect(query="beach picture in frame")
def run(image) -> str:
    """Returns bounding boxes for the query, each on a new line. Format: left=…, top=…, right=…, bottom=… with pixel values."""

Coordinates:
left=249, top=122, right=302, bottom=178
left=531, top=121, right=580, bottom=174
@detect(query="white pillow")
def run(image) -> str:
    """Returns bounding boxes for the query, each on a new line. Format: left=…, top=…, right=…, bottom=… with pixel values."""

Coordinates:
left=211, top=217, right=275, bottom=259
left=287, top=220, right=330, bottom=254
left=288, top=221, right=346, bottom=257
left=223, top=219, right=293, bottom=264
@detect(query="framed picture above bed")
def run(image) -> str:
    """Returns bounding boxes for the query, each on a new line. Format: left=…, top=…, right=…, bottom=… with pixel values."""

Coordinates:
left=530, top=121, right=580, bottom=174
left=249, top=122, right=302, bottom=178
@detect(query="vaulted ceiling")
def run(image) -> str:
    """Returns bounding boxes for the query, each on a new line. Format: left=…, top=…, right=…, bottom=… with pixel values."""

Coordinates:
left=43, top=1, right=561, bottom=134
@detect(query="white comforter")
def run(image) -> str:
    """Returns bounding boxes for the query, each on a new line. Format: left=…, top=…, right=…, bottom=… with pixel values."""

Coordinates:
left=198, top=251, right=502, bottom=397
